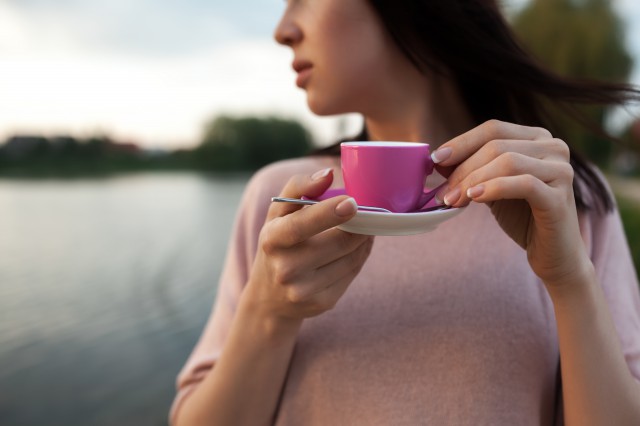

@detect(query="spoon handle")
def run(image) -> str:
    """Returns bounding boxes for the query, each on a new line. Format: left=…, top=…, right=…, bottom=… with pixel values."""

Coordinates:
left=271, top=197, right=391, bottom=213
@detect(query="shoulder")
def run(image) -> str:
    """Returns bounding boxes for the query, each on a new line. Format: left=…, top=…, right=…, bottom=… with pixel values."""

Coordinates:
left=234, top=156, right=339, bottom=228
left=245, top=155, right=339, bottom=199
left=575, top=165, right=628, bottom=258
left=574, top=161, right=616, bottom=215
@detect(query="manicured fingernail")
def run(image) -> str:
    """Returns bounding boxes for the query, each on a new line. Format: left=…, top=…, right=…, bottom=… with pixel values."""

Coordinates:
left=431, top=147, right=452, bottom=164
left=335, top=197, right=357, bottom=217
left=434, top=189, right=447, bottom=205
left=443, top=187, right=461, bottom=206
left=467, top=185, right=484, bottom=199
left=311, top=167, right=332, bottom=180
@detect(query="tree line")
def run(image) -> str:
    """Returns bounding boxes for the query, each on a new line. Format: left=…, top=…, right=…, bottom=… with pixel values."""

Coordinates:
left=0, top=116, right=314, bottom=177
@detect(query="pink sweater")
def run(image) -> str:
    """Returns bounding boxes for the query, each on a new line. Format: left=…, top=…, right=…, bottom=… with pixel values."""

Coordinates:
left=171, top=156, right=640, bottom=425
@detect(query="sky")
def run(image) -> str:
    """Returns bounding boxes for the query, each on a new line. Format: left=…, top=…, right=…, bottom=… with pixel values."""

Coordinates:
left=0, top=0, right=639, bottom=149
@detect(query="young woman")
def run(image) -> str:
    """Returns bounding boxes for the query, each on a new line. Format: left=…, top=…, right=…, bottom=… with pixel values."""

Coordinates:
left=171, top=1, right=640, bottom=424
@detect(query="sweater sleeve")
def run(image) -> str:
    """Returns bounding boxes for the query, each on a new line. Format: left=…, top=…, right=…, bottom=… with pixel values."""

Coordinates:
left=585, top=203, right=640, bottom=380
left=168, top=167, right=274, bottom=424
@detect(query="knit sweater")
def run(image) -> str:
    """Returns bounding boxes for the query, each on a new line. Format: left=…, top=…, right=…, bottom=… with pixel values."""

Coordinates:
left=171, top=156, right=640, bottom=425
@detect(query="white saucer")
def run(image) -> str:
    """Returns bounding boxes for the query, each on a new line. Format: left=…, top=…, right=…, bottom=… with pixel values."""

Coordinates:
left=338, top=207, right=464, bottom=236
left=317, top=189, right=465, bottom=236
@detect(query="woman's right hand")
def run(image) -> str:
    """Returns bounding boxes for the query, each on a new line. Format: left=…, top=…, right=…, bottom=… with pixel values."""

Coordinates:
left=245, top=167, right=374, bottom=329
left=174, top=168, right=372, bottom=426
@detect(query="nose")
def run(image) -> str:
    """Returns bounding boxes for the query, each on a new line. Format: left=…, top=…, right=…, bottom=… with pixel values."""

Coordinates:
left=274, top=12, right=302, bottom=46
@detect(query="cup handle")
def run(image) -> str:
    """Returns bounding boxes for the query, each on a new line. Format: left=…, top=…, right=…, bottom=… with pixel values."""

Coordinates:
left=417, top=181, right=447, bottom=209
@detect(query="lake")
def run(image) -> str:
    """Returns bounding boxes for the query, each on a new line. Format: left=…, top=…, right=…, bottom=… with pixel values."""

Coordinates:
left=0, top=173, right=250, bottom=426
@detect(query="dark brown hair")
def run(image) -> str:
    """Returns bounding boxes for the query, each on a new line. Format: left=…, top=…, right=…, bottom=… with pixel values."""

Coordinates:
left=317, top=0, right=640, bottom=212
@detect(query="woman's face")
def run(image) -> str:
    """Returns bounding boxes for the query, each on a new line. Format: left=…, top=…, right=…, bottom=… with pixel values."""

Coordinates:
left=274, top=0, right=424, bottom=117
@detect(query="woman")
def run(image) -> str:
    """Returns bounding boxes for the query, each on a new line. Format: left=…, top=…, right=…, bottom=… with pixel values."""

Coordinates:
left=172, top=0, right=640, bottom=424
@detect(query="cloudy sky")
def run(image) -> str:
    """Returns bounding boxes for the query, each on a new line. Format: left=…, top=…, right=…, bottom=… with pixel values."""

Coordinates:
left=1, top=0, right=639, bottom=149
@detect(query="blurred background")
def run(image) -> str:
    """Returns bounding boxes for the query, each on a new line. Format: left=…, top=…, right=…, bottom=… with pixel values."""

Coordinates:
left=1, top=0, right=639, bottom=425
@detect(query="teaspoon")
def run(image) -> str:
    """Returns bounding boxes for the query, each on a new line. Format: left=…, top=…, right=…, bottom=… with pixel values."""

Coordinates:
left=271, top=197, right=392, bottom=213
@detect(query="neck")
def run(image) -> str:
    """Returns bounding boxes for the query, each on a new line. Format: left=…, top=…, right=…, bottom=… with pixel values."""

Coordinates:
left=364, top=73, right=474, bottom=148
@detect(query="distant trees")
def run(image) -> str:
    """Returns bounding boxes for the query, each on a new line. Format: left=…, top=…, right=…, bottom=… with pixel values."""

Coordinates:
left=512, top=0, right=634, bottom=167
left=0, top=135, right=149, bottom=176
left=0, top=115, right=315, bottom=176
left=195, top=116, right=314, bottom=172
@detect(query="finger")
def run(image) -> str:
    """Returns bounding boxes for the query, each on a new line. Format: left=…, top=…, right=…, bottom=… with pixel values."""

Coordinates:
left=444, top=154, right=573, bottom=207
left=462, top=174, right=561, bottom=212
left=444, top=138, right=569, bottom=189
left=267, top=168, right=334, bottom=220
left=268, top=195, right=359, bottom=248
left=313, top=237, right=374, bottom=306
left=265, top=228, right=370, bottom=289
left=285, top=237, right=373, bottom=303
left=292, top=227, right=372, bottom=271
left=432, top=120, right=553, bottom=168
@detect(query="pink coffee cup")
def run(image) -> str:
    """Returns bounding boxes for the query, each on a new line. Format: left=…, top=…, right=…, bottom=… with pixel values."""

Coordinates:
left=340, top=141, right=440, bottom=213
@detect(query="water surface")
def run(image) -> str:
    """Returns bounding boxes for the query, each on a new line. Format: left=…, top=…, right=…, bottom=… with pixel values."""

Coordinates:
left=0, top=173, right=249, bottom=425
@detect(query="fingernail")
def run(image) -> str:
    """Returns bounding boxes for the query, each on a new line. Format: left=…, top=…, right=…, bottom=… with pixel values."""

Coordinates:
left=434, top=189, right=447, bottom=205
left=335, top=197, right=357, bottom=217
left=467, top=185, right=484, bottom=199
left=311, top=167, right=332, bottom=180
left=443, top=187, right=461, bottom=206
left=431, top=147, right=452, bottom=164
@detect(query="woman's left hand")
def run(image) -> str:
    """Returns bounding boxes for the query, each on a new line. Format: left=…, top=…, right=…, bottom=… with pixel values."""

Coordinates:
left=433, top=119, right=591, bottom=288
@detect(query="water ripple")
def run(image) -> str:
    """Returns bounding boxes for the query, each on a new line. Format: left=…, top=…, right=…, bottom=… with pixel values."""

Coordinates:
left=0, top=173, right=248, bottom=425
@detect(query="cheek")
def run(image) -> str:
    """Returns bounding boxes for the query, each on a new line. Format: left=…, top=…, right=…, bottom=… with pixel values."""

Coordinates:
left=305, top=15, right=392, bottom=113
left=330, top=50, right=386, bottom=98
left=305, top=64, right=377, bottom=116
left=320, top=36, right=383, bottom=90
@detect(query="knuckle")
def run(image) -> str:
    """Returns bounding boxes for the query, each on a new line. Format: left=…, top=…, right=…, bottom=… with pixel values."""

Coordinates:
left=486, top=139, right=506, bottom=158
left=535, top=127, right=553, bottom=139
left=465, top=168, right=483, bottom=187
left=497, top=152, right=519, bottom=175
left=483, top=119, right=504, bottom=138
left=282, top=215, right=304, bottom=244
left=260, top=223, right=279, bottom=255
left=286, top=288, right=305, bottom=304
left=522, top=174, right=539, bottom=192
left=273, top=260, right=296, bottom=285
left=552, top=138, right=571, bottom=160
left=558, top=162, right=575, bottom=182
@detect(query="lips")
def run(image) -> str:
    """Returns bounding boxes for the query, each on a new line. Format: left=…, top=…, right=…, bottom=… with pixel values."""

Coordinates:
left=292, top=59, right=313, bottom=73
left=292, top=59, right=313, bottom=88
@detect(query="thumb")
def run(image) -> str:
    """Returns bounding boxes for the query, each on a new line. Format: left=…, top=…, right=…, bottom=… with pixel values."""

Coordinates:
left=268, top=167, right=334, bottom=220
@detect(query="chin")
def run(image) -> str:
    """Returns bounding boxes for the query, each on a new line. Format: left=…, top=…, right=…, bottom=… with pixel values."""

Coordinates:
left=306, top=93, right=357, bottom=117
